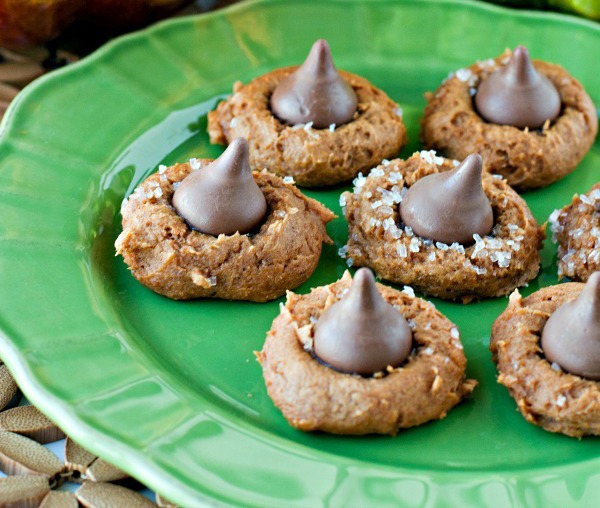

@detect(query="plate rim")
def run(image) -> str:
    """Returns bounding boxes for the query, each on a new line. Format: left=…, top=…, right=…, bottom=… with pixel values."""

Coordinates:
left=0, top=0, right=599, bottom=506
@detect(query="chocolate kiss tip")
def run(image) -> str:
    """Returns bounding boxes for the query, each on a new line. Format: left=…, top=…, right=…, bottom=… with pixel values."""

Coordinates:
left=312, top=268, right=413, bottom=375
left=587, top=271, right=600, bottom=285
left=218, top=137, right=250, bottom=176
left=514, top=45, right=528, bottom=57
left=456, top=154, right=486, bottom=194
left=506, top=45, right=537, bottom=83
left=353, top=266, right=375, bottom=285
left=541, top=272, right=600, bottom=380
left=269, top=38, right=357, bottom=129
left=312, top=39, right=330, bottom=56
left=228, top=136, right=248, bottom=152
left=582, top=271, right=600, bottom=301
left=457, top=153, right=483, bottom=175
left=349, top=268, right=379, bottom=308
left=302, top=39, right=335, bottom=77
left=172, top=137, right=267, bottom=236
left=399, top=154, right=493, bottom=245
left=474, top=46, right=561, bottom=129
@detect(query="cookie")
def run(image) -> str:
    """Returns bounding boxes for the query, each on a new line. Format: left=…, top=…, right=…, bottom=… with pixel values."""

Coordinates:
left=257, top=271, right=476, bottom=435
left=491, top=284, right=600, bottom=437
left=549, top=183, right=600, bottom=282
left=421, top=49, right=597, bottom=190
left=208, top=64, right=406, bottom=187
left=342, top=151, right=544, bottom=302
left=115, top=160, right=335, bottom=302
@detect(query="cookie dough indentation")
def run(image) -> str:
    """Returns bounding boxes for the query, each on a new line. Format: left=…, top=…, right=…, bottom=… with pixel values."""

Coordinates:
left=313, top=268, right=413, bottom=375
left=421, top=48, right=597, bottom=189
left=475, top=46, right=560, bottom=129
left=399, top=153, right=493, bottom=245
left=491, top=283, right=600, bottom=437
left=342, top=151, right=544, bottom=301
left=270, top=39, right=357, bottom=129
left=116, top=161, right=335, bottom=302
left=258, top=272, right=476, bottom=435
left=208, top=56, right=407, bottom=187
left=541, top=272, right=600, bottom=380
left=172, top=138, right=267, bottom=236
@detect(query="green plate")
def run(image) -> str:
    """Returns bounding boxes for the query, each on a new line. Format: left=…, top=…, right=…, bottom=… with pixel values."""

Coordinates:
left=0, top=0, right=598, bottom=506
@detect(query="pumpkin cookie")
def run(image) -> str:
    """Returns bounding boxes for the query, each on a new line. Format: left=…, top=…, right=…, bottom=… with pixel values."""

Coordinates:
left=257, top=270, right=476, bottom=435
left=549, top=183, right=600, bottom=282
left=491, top=277, right=600, bottom=437
left=208, top=39, right=407, bottom=187
left=342, top=151, right=544, bottom=302
left=115, top=140, right=335, bottom=302
left=421, top=47, right=597, bottom=190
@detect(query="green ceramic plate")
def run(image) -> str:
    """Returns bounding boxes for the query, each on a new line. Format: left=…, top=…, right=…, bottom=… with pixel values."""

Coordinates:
left=0, top=0, right=598, bottom=506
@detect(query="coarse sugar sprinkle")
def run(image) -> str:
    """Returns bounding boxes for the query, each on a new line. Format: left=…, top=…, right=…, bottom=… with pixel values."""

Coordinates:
left=548, top=209, right=564, bottom=242
left=338, top=245, right=349, bottom=259
left=402, top=285, right=415, bottom=297
left=417, top=150, right=444, bottom=166
left=396, top=243, right=408, bottom=258
left=454, top=67, right=478, bottom=87
left=409, top=238, right=421, bottom=253
left=353, top=173, right=367, bottom=192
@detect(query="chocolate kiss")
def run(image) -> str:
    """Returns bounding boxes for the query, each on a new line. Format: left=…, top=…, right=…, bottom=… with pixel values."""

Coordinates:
left=270, top=39, right=358, bottom=129
left=541, top=272, right=600, bottom=380
left=475, top=46, right=561, bottom=129
left=172, top=138, right=267, bottom=236
left=399, top=154, right=494, bottom=245
left=313, top=268, right=413, bottom=375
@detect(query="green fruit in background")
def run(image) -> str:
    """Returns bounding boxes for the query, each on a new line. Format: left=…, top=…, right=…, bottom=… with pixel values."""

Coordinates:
left=482, top=0, right=545, bottom=7
left=484, top=0, right=600, bottom=20
left=547, top=0, right=600, bottom=19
